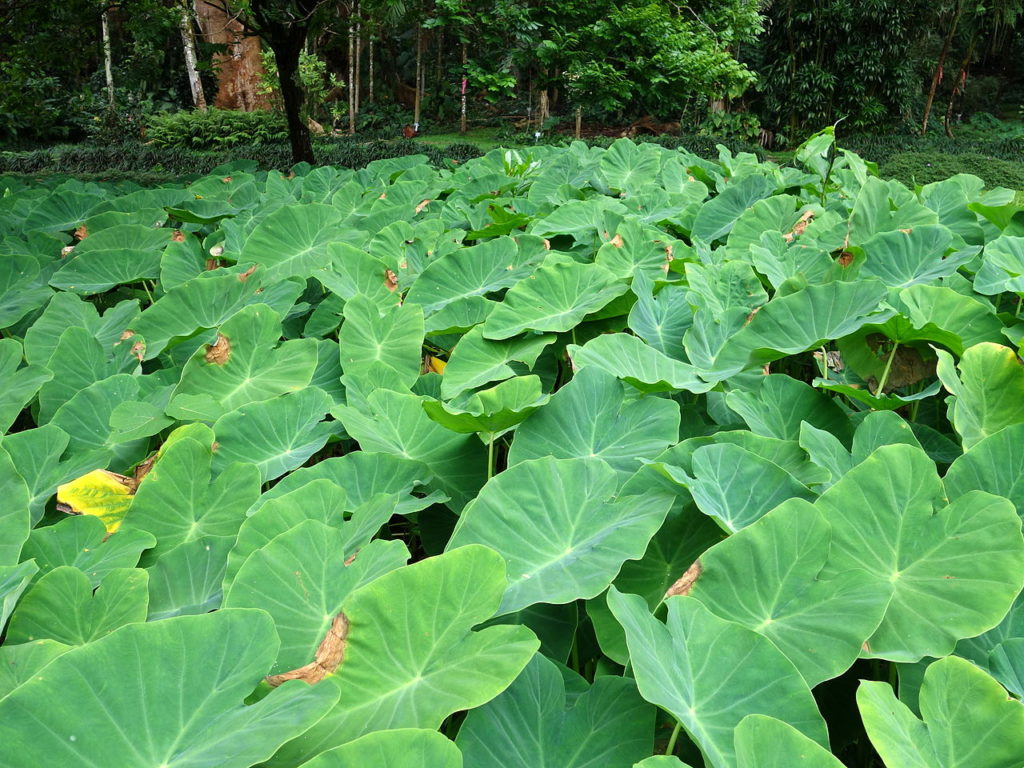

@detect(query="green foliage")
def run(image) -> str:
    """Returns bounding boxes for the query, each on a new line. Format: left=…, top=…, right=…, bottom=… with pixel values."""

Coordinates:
left=881, top=152, right=1024, bottom=190
left=146, top=109, right=290, bottom=150
left=1, top=136, right=1024, bottom=767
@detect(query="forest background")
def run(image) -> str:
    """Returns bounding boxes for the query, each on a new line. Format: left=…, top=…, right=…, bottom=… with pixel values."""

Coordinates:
left=1, top=0, right=1023, bottom=181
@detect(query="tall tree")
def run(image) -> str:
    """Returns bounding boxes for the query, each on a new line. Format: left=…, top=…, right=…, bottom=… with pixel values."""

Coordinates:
left=206, top=0, right=330, bottom=163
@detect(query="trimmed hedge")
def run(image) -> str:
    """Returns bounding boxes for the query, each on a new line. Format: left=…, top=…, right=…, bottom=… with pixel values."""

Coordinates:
left=880, top=152, right=1024, bottom=190
left=0, top=139, right=485, bottom=177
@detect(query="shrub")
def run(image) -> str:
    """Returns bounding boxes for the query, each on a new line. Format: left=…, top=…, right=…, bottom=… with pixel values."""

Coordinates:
left=145, top=109, right=289, bottom=149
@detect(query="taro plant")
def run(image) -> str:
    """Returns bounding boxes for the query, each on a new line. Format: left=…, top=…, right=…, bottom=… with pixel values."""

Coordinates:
left=1, top=127, right=1023, bottom=767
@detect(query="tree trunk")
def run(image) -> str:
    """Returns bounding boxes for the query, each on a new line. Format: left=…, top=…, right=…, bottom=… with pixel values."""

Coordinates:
left=460, top=43, right=467, bottom=134
left=944, top=35, right=976, bottom=138
left=354, top=19, right=362, bottom=126
left=368, top=37, right=374, bottom=103
left=272, top=38, right=314, bottom=164
left=922, top=0, right=963, bottom=135
left=413, top=25, right=422, bottom=127
left=348, top=20, right=356, bottom=134
left=179, top=1, right=207, bottom=110
left=194, top=0, right=267, bottom=110
left=575, top=106, right=582, bottom=139
left=101, top=9, right=115, bottom=109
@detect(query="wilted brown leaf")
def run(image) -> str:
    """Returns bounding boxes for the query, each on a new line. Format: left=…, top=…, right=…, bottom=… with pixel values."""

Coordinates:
left=237, top=264, right=257, bottom=282
left=665, top=561, right=702, bottom=598
left=265, top=613, right=349, bottom=687
left=204, top=334, right=232, bottom=365
left=783, top=209, right=815, bottom=242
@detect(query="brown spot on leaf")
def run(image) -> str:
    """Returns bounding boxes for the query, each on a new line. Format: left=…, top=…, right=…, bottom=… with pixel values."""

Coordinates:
left=611, top=233, right=624, bottom=248
left=221, top=176, right=232, bottom=183
left=783, top=209, right=815, bottom=242
left=172, top=230, right=185, bottom=243
left=210, top=441, right=219, bottom=452
left=385, top=269, right=399, bottom=292
left=344, top=552, right=358, bottom=566
left=204, top=334, right=232, bottom=365
left=837, top=251, right=855, bottom=267
left=237, top=264, right=257, bottom=282
left=543, top=239, right=551, bottom=250
left=266, top=613, right=349, bottom=687
left=744, top=308, right=761, bottom=326
left=120, top=329, right=135, bottom=341
left=74, top=225, right=88, bottom=241
left=899, top=228, right=913, bottom=234
left=205, top=258, right=222, bottom=271
left=665, top=561, right=702, bottom=598
left=415, top=199, right=432, bottom=214
left=130, top=340, right=145, bottom=362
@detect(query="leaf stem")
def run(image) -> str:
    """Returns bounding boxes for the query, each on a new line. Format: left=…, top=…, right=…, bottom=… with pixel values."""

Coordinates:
left=665, top=720, right=682, bottom=756
left=487, top=432, right=496, bottom=481
left=875, top=343, right=898, bottom=395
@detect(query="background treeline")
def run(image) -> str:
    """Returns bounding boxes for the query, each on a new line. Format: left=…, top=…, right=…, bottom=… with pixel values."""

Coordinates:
left=2, top=0, right=1023, bottom=156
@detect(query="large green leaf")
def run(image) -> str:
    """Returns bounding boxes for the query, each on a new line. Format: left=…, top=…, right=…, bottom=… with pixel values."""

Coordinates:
left=481, top=258, right=627, bottom=340
left=0, top=424, right=107, bottom=523
left=598, top=138, right=662, bottom=195
left=945, top=423, right=1024, bottom=518
left=0, top=638, right=70, bottom=699
left=456, top=652, right=655, bottom=768
left=20, top=514, right=154, bottom=588
left=121, top=425, right=260, bottom=559
left=423, top=375, right=549, bottom=434
left=568, top=333, right=712, bottom=394
left=298, top=729, right=463, bottom=768
left=817, top=444, right=1024, bottom=660
left=212, top=388, right=340, bottom=482
left=448, top=457, right=672, bottom=614
left=405, top=235, right=542, bottom=315
left=858, top=656, right=1024, bottom=768
left=0, top=610, right=339, bottom=768
left=0, top=339, right=52, bottom=434
left=133, top=269, right=303, bottom=359
left=509, top=368, right=680, bottom=484
left=167, top=304, right=318, bottom=421
left=270, top=546, right=539, bottom=764
left=691, top=175, right=776, bottom=243
left=688, top=499, right=890, bottom=685
left=333, top=389, right=486, bottom=511
left=440, top=325, right=556, bottom=399
left=50, top=224, right=172, bottom=294
left=936, top=343, right=1024, bottom=450
left=23, top=292, right=139, bottom=367
left=0, top=253, right=52, bottom=329
left=6, top=566, right=148, bottom=645
left=225, top=522, right=408, bottom=674
left=0, top=449, right=31, bottom=567
left=146, top=536, right=233, bottom=620
left=608, top=589, right=828, bottom=768
left=238, top=202, right=344, bottom=283
left=338, top=294, right=424, bottom=390
left=726, top=375, right=853, bottom=445
left=858, top=225, right=973, bottom=288
left=734, top=716, right=845, bottom=768
left=655, top=443, right=815, bottom=532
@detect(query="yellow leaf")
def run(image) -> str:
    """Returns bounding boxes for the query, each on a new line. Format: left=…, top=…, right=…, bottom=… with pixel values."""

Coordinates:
left=56, top=470, right=135, bottom=533
left=425, top=354, right=447, bottom=375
